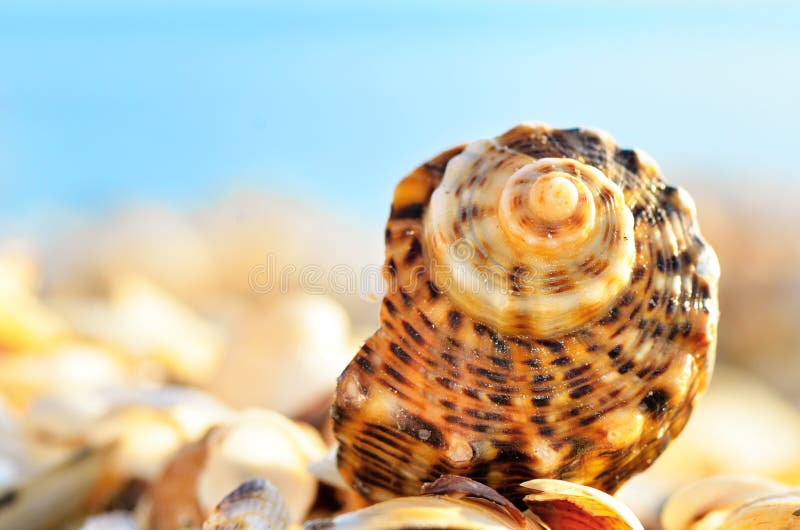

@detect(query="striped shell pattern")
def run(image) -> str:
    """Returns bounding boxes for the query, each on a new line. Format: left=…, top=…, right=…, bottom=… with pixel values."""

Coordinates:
left=333, top=123, right=720, bottom=505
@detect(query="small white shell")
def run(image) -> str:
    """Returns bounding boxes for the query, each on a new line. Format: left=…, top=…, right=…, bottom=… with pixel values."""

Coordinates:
left=196, top=409, right=327, bottom=523
left=78, top=511, right=140, bottom=530
left=203, top=479, right=290, bottom=530
left=144, top=408, right=326, bottom=529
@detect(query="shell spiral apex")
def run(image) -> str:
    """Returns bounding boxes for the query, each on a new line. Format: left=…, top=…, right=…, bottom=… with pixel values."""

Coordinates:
left=333, top=123, right=720, bottom=505
left=425, top=142, right=636, bottom=338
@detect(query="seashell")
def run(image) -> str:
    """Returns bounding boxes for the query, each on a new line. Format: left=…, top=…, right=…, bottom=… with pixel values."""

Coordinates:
left=55, top=274, right=223, bottom=385
left=615, top=365, right=800, bottom=526
left=0, top=342, right=132, bottom=412
left=661, top=475, right=800, bottom=530
left=78, top=511, right=140, bottom=530
left=22, top=385, right=231, bottom=513
left=333, top=123, right=720, bottom=504
left=521, top=479, right=644, bottom=530
left=206, top=293, right=356, bottom=418
left=0, top=445, right=111, bottom=530
left=304, top=475, right=643, bottom=529
left=143, top=409, right=326, bottom=530
left=721, top=492, right=800, bottom=530
left=305, top=475, right=537, bottom=530
left=203, top=479, right=290, bottom=530
left=26, top=385, right=231, bottom=478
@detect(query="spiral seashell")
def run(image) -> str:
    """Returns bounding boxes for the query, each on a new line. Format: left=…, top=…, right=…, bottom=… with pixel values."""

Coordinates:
left=203, top=479, right=290, bottom=530
left=333, top=123, right=720, bottom=504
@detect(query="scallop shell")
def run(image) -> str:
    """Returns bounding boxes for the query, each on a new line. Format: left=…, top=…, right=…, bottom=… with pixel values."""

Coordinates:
left=333, top=123, right=720, bottom=504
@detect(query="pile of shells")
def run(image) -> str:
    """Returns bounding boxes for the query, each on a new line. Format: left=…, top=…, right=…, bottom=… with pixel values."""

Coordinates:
left=1, top=123, right=799, bottom=530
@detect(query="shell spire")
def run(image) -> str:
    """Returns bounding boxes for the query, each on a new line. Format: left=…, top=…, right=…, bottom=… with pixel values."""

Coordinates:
left=333, top=123, right=720, bottom=505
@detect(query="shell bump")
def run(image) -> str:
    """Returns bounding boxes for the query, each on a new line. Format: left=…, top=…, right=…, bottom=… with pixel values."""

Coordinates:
left=333, top=123, right=720, bottom=504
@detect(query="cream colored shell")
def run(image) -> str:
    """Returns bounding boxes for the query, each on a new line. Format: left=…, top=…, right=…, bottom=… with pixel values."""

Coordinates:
left=425, top=143, right=635, bottom=338
left=662, top=476, right=800, bottom=530
left=334, top=123, right=720, bottom=504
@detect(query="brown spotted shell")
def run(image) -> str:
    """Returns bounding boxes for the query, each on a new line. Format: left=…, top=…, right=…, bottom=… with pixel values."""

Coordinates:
left=333, top=123, right=720, bottom=505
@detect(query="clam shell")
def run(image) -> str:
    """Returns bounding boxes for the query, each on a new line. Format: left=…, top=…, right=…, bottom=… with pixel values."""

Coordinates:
left=522, top=479, right=644, bottom=530
left=304, top=475, right=536, bottom=530
left=203, top=479, right=290, bottom=530
left=661, top=475, right=800, bottom=530
left=334, top=123, right=719, bottom=503
left=304, top=475, right=644, bottom=529
left=721, top=492, right=800, bottom=530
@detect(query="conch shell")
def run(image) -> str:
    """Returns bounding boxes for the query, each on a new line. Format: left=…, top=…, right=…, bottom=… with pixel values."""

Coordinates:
left=334, top=123, right=720, bottom=503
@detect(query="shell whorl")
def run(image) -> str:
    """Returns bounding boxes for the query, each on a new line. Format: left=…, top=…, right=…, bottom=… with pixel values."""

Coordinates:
left=425, top=139, right=635, bottom=338
left=333, top=123, right=720, bottom=506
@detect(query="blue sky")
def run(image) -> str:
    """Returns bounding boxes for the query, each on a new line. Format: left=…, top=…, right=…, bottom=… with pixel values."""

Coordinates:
left=1, top=1, right=798, bottom=229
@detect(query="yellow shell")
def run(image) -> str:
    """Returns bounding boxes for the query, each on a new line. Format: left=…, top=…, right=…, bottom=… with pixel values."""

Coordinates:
left=333, top=123, right=720, bottom=504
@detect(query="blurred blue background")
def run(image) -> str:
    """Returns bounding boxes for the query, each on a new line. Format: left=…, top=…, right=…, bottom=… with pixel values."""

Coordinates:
left=1, top=0, right=798, bottom=231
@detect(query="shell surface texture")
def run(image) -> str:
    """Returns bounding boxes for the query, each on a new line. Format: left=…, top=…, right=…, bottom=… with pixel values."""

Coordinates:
left=333, top=123, right=720, bottom=504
